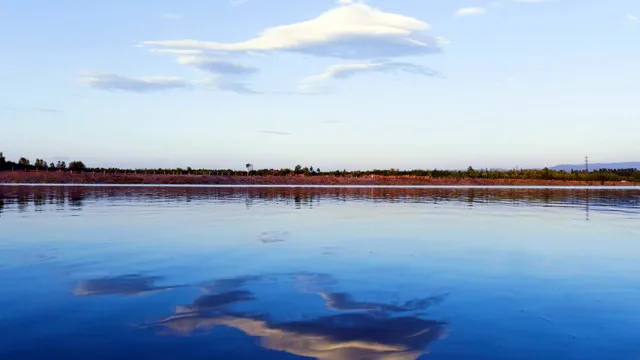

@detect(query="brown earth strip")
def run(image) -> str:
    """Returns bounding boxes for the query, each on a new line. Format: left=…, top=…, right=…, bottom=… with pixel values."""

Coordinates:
left=0, top=171, right=635, bottom=186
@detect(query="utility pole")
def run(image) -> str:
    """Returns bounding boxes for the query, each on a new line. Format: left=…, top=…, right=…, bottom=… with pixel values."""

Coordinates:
left=585, top=156, right=589, bottom=173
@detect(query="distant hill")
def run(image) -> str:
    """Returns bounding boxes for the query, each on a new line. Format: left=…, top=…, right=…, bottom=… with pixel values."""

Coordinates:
left=551, top=162, right=640, bottom=171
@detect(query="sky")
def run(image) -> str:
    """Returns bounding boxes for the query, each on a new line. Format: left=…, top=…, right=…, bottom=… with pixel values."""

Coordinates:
left=0, top=0, right=638, bottom=170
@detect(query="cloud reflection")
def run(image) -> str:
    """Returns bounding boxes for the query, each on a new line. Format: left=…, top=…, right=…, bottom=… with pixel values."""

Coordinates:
left=74, top=275, right=181, bottom=296
left=155, top=312, right=444, bottom=360
left=175, top=290, right=255, bottom=314
left=319, top=292, right=446, bottom=313
left=144, top=273, right=447, bottom=359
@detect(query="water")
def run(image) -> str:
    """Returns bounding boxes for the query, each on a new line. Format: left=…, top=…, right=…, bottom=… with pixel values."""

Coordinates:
left=1, top=185, right=639, bottom=360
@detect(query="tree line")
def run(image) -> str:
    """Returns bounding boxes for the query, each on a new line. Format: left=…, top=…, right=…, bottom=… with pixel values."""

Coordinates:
left=0, top=155, right=86, bottom=172
left=1, top=154, right=639, bottom=183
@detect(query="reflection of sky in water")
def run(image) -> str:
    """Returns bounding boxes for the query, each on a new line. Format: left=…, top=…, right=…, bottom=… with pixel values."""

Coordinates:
left=0, top=186, right=639, bottom=359
left=141, top=273, right=446, bottom=360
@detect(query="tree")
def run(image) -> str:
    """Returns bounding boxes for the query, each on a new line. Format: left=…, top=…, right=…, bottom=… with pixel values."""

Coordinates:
left=18, top=157, right=30, bottom=167
left=56, top=161, right=67, bottom=170
left=69, top=161, right=86, bottom=172
left=466, top=166, right=476, bottom=178
left=0, top=152, right=5, bottom=169
left=34, top=159, right=46, bottom=169
left=294, top=165, right=302, bottom=174
left=49, top=162, right=56, bottom=170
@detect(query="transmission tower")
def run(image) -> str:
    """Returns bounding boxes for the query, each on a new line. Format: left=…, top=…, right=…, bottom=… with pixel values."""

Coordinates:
left=585, top=156, right=589, bottom=173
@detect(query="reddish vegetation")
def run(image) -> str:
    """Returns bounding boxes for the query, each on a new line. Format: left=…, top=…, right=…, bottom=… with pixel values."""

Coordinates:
left=0, top=171, right=635, bottom=186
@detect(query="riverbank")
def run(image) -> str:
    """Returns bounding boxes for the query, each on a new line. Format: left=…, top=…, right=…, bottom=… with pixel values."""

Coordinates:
left=0, top=171, right=635, bottom=186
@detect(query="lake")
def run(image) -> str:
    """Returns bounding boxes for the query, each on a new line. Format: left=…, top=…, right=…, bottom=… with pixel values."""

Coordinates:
left=1, top=185, right=639, bottom=359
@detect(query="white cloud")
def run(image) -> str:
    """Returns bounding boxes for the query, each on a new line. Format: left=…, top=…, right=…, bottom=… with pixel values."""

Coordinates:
left=80, top=74, right=190, bottom=92
left=143, top=2, right=445, bottom=60
left=300, top=61, right=441, bottom=93
left=162, top=13, right=183, bottom=20
left=628, top=14, right=638, bottom=22
left=455, top=7, right=487, bottom=16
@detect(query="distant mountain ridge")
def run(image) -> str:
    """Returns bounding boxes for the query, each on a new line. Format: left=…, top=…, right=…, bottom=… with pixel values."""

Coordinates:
left=550, top=162, right=640, bottom=171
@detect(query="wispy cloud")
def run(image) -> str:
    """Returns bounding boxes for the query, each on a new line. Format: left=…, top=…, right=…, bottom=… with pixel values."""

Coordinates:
left=151, top=49, right=204, bottom=55
left=2, top=107, right=61, bottom=113
left=455, top=7, right=487, bottom=16
left=178, top=57, right=258, bottom=75
left=180, top=57, right=261, bottom=94
left=162, top=13, right=183, bottom=20
left=300, top=61, right=441, bottom=93
left=258, top=130, right=290, bottom=136
left=213, top=80, right=260, bottom=94
left=628, top=14, right=638, bottom=22
left=198, top=77, right=261, bottom=95
left=34, top=108, right=61, bottom=113
left=81, top=74, right=190, bottom=92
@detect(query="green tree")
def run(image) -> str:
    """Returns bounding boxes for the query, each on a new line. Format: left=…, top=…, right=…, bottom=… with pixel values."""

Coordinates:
left=0, top=152, right=5, bottom=168
left=466, top=166, right=476, bottom=178
left=56, top=161, right=67, bottom=170
left=294, top=165, right=302, bottom=174
left=18, top=157, right=30, bottom=167
left=69, top=161, right=86, bottom=172
left=48, top=162, right=56, bottom=170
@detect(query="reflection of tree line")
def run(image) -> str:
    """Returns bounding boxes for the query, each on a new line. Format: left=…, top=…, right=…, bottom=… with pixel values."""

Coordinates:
left=0, top=187, right=86, bottom=212
left=1, top=186, right=638, bottom=213
left=74, top=273, right=447, bottom=360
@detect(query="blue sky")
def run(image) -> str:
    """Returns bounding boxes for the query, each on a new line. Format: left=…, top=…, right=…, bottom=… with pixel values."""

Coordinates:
left=0, top=0, right=638, bottom=170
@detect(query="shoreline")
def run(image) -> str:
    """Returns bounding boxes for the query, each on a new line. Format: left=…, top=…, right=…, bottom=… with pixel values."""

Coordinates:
left=0, top=171, right=636, bottom=187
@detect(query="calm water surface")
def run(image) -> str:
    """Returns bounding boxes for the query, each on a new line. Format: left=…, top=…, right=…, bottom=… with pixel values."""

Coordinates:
left=1, top=186, right=639, bottom=360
